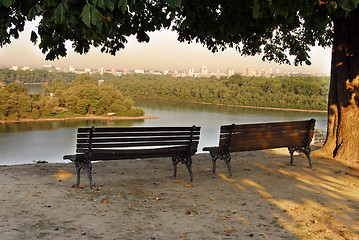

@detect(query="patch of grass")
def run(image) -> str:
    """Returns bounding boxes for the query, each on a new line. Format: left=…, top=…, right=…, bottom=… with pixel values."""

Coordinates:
left=34, top=219, right=55, bottom=230
left=88, top=233, right=103, bottom=239
left=36, top=232, right=50, bottom=239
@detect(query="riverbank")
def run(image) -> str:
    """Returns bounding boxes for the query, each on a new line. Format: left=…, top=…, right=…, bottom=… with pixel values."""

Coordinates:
left=0, top=115, right=158, bottom=124
left=135, top=96, right=327, bottom=113
left=1, top=148, right=358, bottom=239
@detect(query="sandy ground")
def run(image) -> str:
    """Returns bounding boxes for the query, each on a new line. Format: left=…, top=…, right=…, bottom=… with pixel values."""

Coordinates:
left=0, top=147, right=358, bottom=240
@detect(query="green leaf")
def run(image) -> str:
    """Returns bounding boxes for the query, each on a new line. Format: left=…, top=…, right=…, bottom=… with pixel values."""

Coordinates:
left=118, top=0, right=127, bottom=13
left=164, top=0, right=181, bottom=8
left=81, top=3, right=102, bottom=27
left=1, top=0, right=12, bottom=7
left=252, top=1, right=260, bottom=18
left=338, top=0, right=359, bottom=11
left=53, top=1, right=68, bottom=24
left=90, top=5, right=102, bottom=27
left=27, top=4, right=42, bottom=20
left=81, top=4, right=92, bottom=27
left=96, top=0, right=106, bottom=10
left=105, top=0, right=115, bottom=11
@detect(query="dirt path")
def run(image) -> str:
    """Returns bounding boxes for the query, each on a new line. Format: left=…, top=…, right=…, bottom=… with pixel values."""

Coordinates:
left=1, top=149, right=358, bottom=239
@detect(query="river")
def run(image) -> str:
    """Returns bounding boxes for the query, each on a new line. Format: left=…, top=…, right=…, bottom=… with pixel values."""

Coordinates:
left=0, top=98, right=327, bottom=165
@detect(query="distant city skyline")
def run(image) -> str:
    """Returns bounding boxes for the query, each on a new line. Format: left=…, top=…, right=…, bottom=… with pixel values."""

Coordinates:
left=0, top=20, right=332, bottom=76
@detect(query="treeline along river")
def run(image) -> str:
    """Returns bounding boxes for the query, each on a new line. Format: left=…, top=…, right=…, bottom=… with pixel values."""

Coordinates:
left=0, top=97, right=327, bottom=165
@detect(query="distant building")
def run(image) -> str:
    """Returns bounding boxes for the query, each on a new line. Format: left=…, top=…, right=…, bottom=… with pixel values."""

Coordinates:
left=227, top=68, right=234, bottom=78
left=246, top=67, right=254, bottom=77
left=200, top=66, right=208, bottom=74
left=187, top=68, right=195, bottom=77
left=42, top=65, right=56, bottom=72
left=98, top=66, right=105, bottom=75
left=69, top=66, right=76, bottom=72
left=134, top=69, right=144, bottom=74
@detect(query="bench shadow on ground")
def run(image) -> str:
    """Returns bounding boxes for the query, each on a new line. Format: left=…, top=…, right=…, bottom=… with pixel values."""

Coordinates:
left=199, top=145, right=359, bottom=239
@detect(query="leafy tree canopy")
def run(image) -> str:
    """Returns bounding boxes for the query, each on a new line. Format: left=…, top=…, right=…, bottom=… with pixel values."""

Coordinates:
left=1, top=0, right=357, bottom=63
left=0, top=0, right=179, bottom=60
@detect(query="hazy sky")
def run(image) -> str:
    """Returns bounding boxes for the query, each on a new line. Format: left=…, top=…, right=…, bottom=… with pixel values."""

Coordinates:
left=0, top=20, right=332, bottom=75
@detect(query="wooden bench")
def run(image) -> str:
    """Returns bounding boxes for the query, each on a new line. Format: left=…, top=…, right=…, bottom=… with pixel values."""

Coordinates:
left=64, top=125, right=201, bottom=189
left=202, top=119, right=316, bottom=177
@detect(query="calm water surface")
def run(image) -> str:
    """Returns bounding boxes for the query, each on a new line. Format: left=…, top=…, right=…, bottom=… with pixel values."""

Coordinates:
left=0, top=98, right=327, bottom=165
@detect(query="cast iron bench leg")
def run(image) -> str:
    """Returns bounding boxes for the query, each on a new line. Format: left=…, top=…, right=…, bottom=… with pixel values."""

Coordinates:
left=184, top=157, right=193, bottom=182
left=172, top=156, right=193, bottom=182
left=75, top=162, right=81, bottom=188
left=288, top=146, right=314, bottom=169
left=85, top=161, right=93, bottom=190
left=288, top=147, right=296, bottom=166
left=303, top=145, right=314, bottom=169
left=75, top=161, right=93, bottom=190
left=209, top=151, right=232, bottom=178
left=223, top=153, right=232, bottom=178
left=209, top=152, right=218, bottom=174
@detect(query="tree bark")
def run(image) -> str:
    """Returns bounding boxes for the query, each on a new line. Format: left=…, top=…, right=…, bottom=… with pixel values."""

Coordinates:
left=317, top=8, right=359, bottom=161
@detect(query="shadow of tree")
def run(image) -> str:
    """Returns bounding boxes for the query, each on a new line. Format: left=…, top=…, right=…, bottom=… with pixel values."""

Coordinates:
left=210, top=148, right=359, bottom=239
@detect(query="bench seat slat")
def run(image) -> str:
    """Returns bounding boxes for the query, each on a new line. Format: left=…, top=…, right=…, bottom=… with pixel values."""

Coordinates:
left=221, top=120, right=310, bottom=128
left=219, top=129, right=308, bottom=138
left=220, top=122, right=310, bottom=134
left=227, top=139, right=305, bottom=152
left=77, top=141, right=199, bottom=149
left=78, top=126, right=199, bottom=133
left=77, top=136, right=200, bottom=144
left=90, top=146, right=195, bottom=160
left=77, top=131, right=200, bottom=138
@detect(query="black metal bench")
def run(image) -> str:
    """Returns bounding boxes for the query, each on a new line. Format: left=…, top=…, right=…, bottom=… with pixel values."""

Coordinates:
left=202, top=119, right=316, bottom=177
left=64, top=125, right=201, bottom=189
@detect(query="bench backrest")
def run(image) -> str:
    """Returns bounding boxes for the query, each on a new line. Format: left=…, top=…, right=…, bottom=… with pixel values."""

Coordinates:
left=75, top=126, right=201, bottom=160
left=218, top=119, right=315, bottom=152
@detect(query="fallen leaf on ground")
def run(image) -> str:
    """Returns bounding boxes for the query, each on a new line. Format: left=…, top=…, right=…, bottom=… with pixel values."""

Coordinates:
left=220, top=214, right=229, bottom=219
left=102, top=199, right=110, bottom=204
left=179, top=234, right=187, bottom=238
left=53, top=170, right=73, bottom=180
left=262, top=194, right=273, bottom=199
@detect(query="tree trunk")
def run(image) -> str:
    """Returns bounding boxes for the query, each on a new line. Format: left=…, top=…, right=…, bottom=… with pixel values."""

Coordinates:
left=316, top=8, right=359, bottom=161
